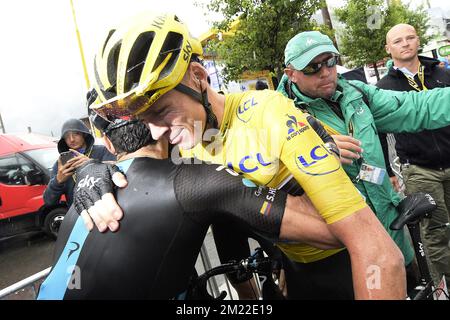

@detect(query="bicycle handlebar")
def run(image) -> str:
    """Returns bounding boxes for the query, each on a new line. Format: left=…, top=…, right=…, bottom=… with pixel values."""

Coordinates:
left=186, top=248, right=277, bottom=300
left=429, top=223, right=450, bottom=231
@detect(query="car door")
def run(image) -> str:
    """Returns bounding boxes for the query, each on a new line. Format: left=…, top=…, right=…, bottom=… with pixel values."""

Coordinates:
left=0, top=153, right=46, bottom=220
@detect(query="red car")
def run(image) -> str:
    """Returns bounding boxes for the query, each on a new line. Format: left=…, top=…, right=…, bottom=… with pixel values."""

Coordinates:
left=0, top=133, right=67, bottom=240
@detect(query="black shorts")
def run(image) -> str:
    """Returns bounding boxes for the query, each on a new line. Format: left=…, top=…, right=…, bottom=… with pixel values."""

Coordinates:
left=282, top=249, right=354, bottom=300
left=212, top=218, right=281, bottom=284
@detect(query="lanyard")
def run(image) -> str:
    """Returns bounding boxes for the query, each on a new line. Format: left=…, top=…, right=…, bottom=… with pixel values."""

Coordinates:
left=72, top=148, right=93, bottom=183
left=405, top=65, right=428, bottom=92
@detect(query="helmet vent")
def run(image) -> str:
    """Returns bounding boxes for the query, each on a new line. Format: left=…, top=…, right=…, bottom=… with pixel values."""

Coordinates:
left=125, top=31, right=155, bottom=92
left=106, top=41, right=122, bottom=92
left=102, top=29, right=116, bottom=57
left=154, top=32, right=183, bottom=81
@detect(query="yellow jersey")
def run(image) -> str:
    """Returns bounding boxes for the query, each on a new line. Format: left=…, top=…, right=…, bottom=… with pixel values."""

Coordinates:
left=182, top=90, right=366, bottom=263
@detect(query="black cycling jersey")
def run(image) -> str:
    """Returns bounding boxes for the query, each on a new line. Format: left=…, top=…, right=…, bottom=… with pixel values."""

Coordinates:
left=37, top=157, right=286, bottom=300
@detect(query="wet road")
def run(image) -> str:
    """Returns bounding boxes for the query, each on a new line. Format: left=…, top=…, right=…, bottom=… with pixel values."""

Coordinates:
left=0, top=232, right=55, bottom=299
left=0, top=233, right=55, bottom=289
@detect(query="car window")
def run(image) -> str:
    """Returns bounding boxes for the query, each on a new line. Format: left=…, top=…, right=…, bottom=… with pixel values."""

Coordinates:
left=0, top=154, right=38, bottom=185
left=23, top=147, right=59, bottom=171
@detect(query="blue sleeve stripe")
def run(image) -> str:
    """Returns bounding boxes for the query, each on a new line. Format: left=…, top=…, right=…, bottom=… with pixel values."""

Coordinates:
left=37, top=217, right=89, bottom=300
left=37, top=158, right=134, bottom=300
left=116, top=158, right=134, bottom=173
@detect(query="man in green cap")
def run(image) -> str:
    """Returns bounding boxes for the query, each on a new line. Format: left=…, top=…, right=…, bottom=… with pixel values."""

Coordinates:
left=278, top=30, right=450, bottom=298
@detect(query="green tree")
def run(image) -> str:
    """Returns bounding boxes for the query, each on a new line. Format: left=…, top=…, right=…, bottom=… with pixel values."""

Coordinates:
left=384, top=1, right=432, bottom=46
left=202, top=0, right=326, bottom=82
left=334, top=0, right=431, bottom=80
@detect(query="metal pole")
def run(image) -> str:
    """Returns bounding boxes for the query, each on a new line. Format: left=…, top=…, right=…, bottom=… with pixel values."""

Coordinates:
left=199, top=244, right=220, bottom=298
left=70, top=0, right=90, bottom=89
left=0, top=112, right=5, bottom=133
left=69, top=0, right=101, bottom=137
left=321, top=1, right=342, bottom=66
left=0, top=267, right=51, bottom=299
left=223, top=275, right=234, bottom=300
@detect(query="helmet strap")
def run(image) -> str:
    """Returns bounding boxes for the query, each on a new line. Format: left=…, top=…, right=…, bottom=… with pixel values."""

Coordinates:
left=175, top=83, right=218, bottom=131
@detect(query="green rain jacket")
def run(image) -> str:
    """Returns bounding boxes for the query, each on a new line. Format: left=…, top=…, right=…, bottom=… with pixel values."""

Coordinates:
left=278, top=74, right=450, bottom=265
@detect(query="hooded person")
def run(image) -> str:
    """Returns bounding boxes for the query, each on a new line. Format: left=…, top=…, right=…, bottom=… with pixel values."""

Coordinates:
left=43, top=118, right=115, bottom=207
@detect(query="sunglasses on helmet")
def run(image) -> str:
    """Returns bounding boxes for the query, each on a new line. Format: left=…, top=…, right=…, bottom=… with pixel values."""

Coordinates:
left=90, top=52, right=175, bottom=119
left=90, top=112, right=137, bottom=134
left=300, top=55, right=339, bottom=75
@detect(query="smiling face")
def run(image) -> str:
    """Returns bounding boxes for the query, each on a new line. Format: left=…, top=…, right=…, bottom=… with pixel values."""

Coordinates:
left=285, top=52, right=338, bottom=99
left=138, top=88, right=206, bottom=150
left=386, top=24, right=420, bottom=64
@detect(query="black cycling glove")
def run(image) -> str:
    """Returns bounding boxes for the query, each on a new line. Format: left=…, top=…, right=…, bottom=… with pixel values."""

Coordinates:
left=306, top=115, right=340, bottom=158
left=73, top=160, right=122, bottom=215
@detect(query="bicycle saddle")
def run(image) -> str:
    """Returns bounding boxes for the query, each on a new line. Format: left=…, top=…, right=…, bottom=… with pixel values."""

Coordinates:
left=390, top=192, right=436, bottom=230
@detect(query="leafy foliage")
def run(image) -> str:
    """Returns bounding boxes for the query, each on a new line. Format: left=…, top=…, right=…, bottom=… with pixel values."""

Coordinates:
left=334, top=0, right=431, bottom=79
left=204, top=0, right=326, bottom=82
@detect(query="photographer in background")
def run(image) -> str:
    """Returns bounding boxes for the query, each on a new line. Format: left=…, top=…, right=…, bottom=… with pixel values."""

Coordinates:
left=43, top=118, right=115, bottom=207
left=255, top=80, right=269, bottom=90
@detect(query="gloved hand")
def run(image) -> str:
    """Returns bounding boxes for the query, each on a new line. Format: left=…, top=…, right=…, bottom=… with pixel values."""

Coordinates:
left=73, top=160, right=128, bottom=232
left=306, top=115, right=340, bottom=159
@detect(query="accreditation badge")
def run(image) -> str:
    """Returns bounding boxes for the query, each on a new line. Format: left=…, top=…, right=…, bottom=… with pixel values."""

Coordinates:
left=357, top=163, right=386, bottom=185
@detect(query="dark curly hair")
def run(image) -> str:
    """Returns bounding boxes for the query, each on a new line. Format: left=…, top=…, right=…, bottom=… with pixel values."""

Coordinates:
left=106, top=121, right=155, bottom=154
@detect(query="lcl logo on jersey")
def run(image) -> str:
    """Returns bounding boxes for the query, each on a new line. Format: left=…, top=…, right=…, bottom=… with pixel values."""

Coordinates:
left=228, top=153, right=272, bottom=174
left=286, top=114, right=309, bottom=141
left=295, top=144, right=340, bottom=176
left=236, top=98, right=258, bottom=123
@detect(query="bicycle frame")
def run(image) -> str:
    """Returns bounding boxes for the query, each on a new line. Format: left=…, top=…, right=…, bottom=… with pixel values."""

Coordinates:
left=406, top=222, right=435, bottom=300
left=407, top=221, right=449, bottom=300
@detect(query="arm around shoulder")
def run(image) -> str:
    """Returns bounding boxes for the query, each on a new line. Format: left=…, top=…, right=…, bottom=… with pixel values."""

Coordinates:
left=357, top=81, right=450, bottom=133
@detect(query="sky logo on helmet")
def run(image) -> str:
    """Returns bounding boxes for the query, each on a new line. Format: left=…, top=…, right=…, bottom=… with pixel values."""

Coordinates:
left=295, top=144, right=340, bottom=176
left=286, top=114, right=309, bottom=141
left=151, top=15, right=166, bottom=30
left=183, top=40, right=193, bottom=61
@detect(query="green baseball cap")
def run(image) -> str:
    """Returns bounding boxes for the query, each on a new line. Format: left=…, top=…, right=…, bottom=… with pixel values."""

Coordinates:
left=285, top=31, right=339, bottom=71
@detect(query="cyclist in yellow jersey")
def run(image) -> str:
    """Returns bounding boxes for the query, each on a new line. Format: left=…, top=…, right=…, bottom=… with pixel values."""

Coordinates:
left=182, top=89, right=366, bottom=263
left=77, top=12, right=433, bottom=299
